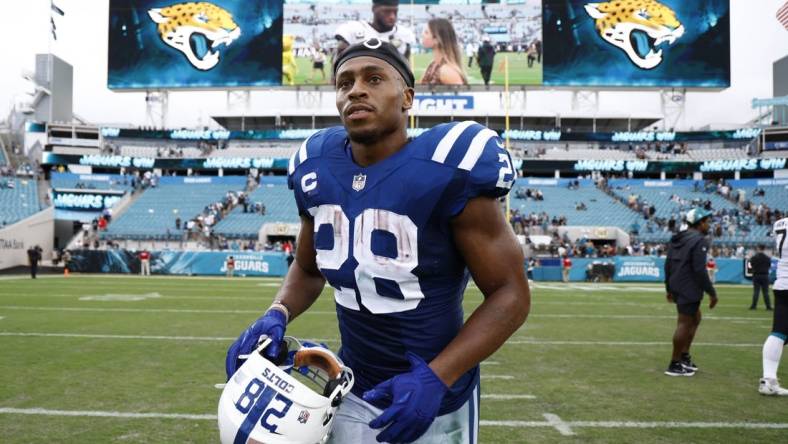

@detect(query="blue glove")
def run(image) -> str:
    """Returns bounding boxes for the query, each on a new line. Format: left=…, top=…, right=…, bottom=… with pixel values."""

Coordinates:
left=363, top=352, right=448, bottom=443
left=224, top=308, right=286, bottom=380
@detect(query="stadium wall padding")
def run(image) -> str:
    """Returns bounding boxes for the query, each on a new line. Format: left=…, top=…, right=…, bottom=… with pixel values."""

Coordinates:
left=532, top=257, right=745, bottom=284
left=0, top=208, right=55, bottom=271
left=68, top=250, right=288, bottom=277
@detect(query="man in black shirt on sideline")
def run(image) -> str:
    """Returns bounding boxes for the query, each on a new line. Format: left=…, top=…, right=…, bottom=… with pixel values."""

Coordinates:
left=749, top=245, right=773, bottom=310
left=664, top=208, right=718, bottom=376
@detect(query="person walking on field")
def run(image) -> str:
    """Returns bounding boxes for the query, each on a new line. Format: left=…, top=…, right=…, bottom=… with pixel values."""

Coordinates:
left=139, top=249, right=151, bottom=276
left=562, top=255, right=572, bottom=283
left=225, top=256, right=235, bottom=278
left=749, top=244, right=773, bottom=310
left=664, top=208, right=718, bottom=377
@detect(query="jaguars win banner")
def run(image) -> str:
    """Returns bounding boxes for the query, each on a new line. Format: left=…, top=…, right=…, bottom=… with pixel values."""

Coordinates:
left=108, top=0, right=283, bottom=89
left=542, top=0, right=730, bottom=88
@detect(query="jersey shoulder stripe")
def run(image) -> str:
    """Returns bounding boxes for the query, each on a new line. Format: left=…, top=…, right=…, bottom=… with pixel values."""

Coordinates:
left=431, top=121, right=477, bottom=164
left=458, top=128, right=498, bottom=171
left=288, top=127, right=345, bottom=176
left=428, top=121, right=499, bottom=169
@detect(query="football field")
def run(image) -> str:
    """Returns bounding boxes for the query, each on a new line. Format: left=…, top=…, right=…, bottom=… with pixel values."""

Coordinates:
left=0, top=275, right=785, bottom=443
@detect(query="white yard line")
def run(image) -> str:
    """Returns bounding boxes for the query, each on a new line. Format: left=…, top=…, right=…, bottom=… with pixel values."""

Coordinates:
left=543, top=413, right=576, bottom=436
left=0, top=306, right=769, bottom=323
left=480, top=375, right=514, bottom=380
left=481, top=419, right=788, bottom=430
left=0, top=407, right=214, bottom=420
left=506, top=339, right=762, bottom=347
left=481, top=394, right=537, bottom=400
left=0, top=332, right=764, bottom=348
left=2, top=407, right=785, bottom=434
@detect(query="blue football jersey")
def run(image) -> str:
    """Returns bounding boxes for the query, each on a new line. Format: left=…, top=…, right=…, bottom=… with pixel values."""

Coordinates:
left=287, top=121, right=515, bottom=414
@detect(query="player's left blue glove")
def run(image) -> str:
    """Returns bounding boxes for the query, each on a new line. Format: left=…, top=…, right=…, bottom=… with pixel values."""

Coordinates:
left=363, top=352, right=448, bottom=443
left=224, top=308, right=287, bottom=380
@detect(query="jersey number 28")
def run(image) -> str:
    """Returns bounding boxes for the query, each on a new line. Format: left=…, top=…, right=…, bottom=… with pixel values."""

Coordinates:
left=312, top=205, right=424, bottom=314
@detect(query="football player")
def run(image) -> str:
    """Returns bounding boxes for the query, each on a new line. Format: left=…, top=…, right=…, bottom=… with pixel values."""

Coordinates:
left=334, top=0, right=415, bottom=60
left=664, top=208, right=718, bottom=377
left=759, top=216, right=788, bottom=395
left=226, top=39, right=531, bottom=443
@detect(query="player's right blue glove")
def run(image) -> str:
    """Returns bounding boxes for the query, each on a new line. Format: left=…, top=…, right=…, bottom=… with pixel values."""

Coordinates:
left=224, top=308, right=287, bottom=380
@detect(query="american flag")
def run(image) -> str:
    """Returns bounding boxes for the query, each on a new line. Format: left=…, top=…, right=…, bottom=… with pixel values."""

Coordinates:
left=779, top=1, right=788, bottom=30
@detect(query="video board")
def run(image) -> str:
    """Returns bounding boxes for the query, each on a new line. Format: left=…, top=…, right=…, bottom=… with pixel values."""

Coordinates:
left=108, top=0, right=283, bottom=89
left=107, top=0, right=730, bottom=90
left=542, top=0, right=730, bottom=88
left=283, top=0, right=543, bottom=86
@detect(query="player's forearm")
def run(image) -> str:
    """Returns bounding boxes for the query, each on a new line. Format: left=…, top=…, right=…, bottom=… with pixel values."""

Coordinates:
left=271, top=259, right=326, bottom=322
left=429, top=283, right=530, bottom=387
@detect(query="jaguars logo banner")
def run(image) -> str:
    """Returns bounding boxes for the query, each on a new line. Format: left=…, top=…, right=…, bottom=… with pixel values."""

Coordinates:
left=108, top=0, right=283, bottom=89
left=542, top=0, right=730, bottom=88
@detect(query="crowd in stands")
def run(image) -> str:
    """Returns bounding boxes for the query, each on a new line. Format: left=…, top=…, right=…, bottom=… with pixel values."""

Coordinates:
left=509, top=176, right=783, bottom=259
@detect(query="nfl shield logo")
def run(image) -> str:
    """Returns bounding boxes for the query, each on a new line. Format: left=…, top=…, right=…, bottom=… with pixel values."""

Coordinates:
left=298, top=410, right=310, bottom=424
left=352, top=174, right=367, bottom=192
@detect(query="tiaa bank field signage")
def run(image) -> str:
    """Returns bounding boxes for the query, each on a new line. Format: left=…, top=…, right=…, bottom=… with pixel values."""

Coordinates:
left=614, top=256, right=664, bottom=282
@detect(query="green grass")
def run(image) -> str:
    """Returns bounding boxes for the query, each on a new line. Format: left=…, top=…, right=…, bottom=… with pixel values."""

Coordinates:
left=288, top=52, right=542, bottom=86
left=0, top=276, right=784, bottom=443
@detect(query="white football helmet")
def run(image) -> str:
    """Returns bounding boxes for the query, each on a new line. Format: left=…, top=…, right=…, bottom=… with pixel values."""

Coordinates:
left=218, top=336, right=354, bottom=444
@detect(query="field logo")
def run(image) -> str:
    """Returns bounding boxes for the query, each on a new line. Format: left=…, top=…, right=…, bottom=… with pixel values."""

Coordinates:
left=584, top=0, right=684, bottom=70
left=148, top=2, right=241, bottom=71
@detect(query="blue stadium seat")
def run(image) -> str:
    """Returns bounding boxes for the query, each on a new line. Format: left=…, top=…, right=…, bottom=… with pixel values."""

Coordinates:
left=213, top=183, right=299, bottom=239
left=511, top=185, right=641, bottom=229
left=102, top=182, right=245, bottom=240
left=0, top=178, right=43, bottom=226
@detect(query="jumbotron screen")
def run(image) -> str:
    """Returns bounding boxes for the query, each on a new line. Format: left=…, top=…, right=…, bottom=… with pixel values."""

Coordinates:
left=107, top=0, right=283, bottom=89
left=107, top=0, right=730, bottom=90
left=283, top=0, right=543, bottom=87
left=542, top=0, right=731, bottom=88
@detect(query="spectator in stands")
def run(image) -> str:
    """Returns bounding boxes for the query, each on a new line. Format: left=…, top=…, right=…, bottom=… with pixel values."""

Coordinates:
left=749, top=245, right=773, bottom=311
left=139, top=249, right=151, bottom=276
left=225, top=256, right=236, bottom=278
left=477, top=36, right=496, bottom=86
left=175, top=217, right=181, bottom=230
left=420, top=18, right=467, bottom=86
left=27, top=245, right=41, bottom=279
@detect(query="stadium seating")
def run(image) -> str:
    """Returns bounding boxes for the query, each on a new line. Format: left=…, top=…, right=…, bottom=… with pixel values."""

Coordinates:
left=609, top=184, right=739, bottom=221
left=746, top=185, right=788, bottom=211
left=512, top=184, right=641, bottom=229
left=0, top=178, right=43, bottom=226
left=213, top=182, right=299, bottom=238
left=102, top=182, right=245, bottom=240
left=211, top=141, right=296, bottom=159
left=119, top=145, right=203, bottom=158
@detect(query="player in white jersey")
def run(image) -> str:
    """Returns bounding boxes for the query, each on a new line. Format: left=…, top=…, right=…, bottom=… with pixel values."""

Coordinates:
left=759, top=217, right=788, bottom=395
left=334, top=0, right=416, bottom=59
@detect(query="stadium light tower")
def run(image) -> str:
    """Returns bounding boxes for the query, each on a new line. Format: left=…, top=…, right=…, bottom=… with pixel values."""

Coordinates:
left=145, top=91, right=169, bottom=129
left=660, top=89, right=687, bottom=131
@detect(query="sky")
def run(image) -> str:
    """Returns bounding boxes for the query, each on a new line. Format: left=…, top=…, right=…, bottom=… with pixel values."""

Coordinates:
left=1, top=0, right=787, bottom=130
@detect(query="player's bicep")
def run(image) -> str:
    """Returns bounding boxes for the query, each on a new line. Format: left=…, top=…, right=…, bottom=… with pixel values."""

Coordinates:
left=451, top=196, right=527, bottom=298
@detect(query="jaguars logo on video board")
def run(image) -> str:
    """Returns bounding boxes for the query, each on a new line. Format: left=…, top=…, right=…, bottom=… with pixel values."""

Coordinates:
left=148, top=2, right=241, bottom=71
left=584, top=0, right=684, bottom=70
